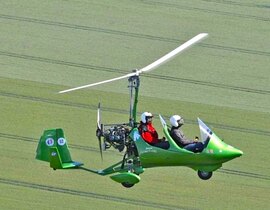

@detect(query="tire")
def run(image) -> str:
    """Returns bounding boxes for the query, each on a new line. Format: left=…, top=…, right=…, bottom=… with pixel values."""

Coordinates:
left=198, top=171, right=213, bottom=180
left=121, top=182, right=135, bottom=188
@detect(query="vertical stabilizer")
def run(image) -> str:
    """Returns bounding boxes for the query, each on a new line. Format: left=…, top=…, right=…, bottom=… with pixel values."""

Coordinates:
left=36, top=128, right=83, bottom=169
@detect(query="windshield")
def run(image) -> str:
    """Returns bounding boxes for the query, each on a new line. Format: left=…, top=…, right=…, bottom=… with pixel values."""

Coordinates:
left=198, top=118, right=213, bottom=142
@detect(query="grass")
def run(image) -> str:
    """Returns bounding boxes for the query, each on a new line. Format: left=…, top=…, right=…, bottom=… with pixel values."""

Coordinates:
left=1, top=0, right=270, bottom=209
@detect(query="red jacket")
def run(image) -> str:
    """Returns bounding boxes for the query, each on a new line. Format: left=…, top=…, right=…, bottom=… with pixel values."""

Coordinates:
left=138, top=122, right=159, bottom=144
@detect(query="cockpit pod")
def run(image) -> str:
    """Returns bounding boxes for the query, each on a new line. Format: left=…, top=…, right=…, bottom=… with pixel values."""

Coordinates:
left=198, top=118, right=243, bottom=161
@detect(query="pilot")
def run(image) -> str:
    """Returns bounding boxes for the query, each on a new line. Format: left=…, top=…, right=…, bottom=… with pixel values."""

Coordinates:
left=169, top=115, right=204, bottom=153
left=138, top=112, right=169, bottom=149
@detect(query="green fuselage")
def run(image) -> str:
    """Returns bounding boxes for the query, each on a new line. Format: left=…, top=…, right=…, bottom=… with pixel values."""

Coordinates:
left=131, top=127, right=243, bottom=172
left=129, top=80, right=242, bottom=172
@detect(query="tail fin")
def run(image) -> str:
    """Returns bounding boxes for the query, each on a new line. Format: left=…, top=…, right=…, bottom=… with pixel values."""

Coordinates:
left=36, top=128, right=83, bottom=169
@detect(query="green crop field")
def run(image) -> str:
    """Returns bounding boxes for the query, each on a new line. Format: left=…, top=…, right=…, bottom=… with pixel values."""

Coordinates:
left=0, top=0, right=269, bottom=209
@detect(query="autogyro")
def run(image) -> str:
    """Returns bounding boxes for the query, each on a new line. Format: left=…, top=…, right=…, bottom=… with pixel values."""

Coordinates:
left=36, top=33, right=243, bottom=188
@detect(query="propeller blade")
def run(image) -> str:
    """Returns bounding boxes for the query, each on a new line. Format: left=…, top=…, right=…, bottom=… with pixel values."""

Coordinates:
left=97, top=102, right=101, bottom=130
left=59, top=72, right=136, bottom=94
left=138, top=33, right=208, bottom=74
left=96, top=128, right=103, bottom=160
left=96, top=102, right=103, bottom=160
left=97, top=135, right=103, bottom=161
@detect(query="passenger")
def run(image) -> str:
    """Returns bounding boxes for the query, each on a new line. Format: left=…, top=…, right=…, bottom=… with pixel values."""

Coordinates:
left=138, top=112, right=169, bottom=149
left=169, top=115, right=204, bottom=153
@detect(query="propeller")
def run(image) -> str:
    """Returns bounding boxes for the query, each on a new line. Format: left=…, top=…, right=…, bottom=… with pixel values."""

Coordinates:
left=96, top=102, right=103, bottom=160
left=59, top=33, right=208, bottom=94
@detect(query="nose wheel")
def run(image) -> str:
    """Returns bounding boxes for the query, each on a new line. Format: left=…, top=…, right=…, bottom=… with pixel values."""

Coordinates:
left=198, top=171, right=213, bottom=180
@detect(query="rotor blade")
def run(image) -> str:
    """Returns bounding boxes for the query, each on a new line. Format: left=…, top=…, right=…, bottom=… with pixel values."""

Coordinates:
left=59, top=33, right=208, bottom=94
left=59, top=72, right=136, bottom=94
left=138, top=33, right=208, bottom=74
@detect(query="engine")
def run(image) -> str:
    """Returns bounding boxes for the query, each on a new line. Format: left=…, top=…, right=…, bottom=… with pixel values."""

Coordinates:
left=103, top=124, right=130, bottom=152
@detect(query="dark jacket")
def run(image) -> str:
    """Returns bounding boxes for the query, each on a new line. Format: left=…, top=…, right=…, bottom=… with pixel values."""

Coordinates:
left=170, top=126, right=195, bottom=147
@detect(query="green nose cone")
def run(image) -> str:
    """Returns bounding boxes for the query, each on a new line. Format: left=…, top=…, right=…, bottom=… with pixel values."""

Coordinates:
left=226, top=147, right=243, bottom=159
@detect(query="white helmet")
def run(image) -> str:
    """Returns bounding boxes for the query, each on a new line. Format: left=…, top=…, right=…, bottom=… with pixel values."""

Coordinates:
left=141, top=112, right=153, bottom=123
left=170, top=115, right=184, bottom=127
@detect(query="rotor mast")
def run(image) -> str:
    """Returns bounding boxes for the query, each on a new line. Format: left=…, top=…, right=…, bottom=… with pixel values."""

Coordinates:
left=128, top=72, right=140, bottom=128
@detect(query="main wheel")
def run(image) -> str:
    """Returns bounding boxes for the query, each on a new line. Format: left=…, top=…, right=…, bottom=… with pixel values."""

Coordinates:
left=198, top=171, right=213, bottom=180
left=121, top=182, right=135, bottom=188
